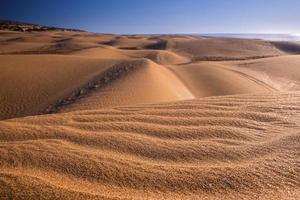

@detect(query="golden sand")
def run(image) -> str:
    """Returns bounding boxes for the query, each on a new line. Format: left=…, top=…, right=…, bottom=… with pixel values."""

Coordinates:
left=0, top=31, right=299, bottom=199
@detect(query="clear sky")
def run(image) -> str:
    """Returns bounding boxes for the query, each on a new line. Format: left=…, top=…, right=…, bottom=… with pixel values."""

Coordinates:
left=1, top=0, right=299, bottom=34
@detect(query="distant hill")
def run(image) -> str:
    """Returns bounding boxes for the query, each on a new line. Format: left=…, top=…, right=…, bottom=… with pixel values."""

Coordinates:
left=0, top=19, right=85, bottom=32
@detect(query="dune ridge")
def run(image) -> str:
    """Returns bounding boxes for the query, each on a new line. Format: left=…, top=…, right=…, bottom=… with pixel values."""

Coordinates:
left=60, top=59, right=193, bottom=112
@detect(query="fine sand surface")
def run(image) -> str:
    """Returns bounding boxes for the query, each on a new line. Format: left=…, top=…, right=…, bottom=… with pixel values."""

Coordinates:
left=0, top=30, right=300, bottom=200
left=61, top=59, right=193, bottom=112
left=220, top=55, right=300, bottom=91
left=1, top=92, right=300, bottom=200
left=167, top=62, right=274, bottom=97
left=0, top=55, right=123, bottom=119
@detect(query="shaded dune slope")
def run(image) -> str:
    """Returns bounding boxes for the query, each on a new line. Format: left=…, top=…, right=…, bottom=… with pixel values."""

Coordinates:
left=164, top=37, right=285, bottom=61
left=0, top=31, right=115, bottom=54
left=271, top=41, right=300, bottom=54
left=0, top=92, right=300, bottom=200
left=124, top=49, right=190, bottom=65
left=101, top=36, right=157, bottom=50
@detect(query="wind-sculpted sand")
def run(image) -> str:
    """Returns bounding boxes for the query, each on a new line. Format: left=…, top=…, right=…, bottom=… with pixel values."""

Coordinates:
left=0, top=30, right=300, bottom=199
left=0, top=55, right=123, bottom=119
left=220, top=55, right=300, bottom=91
left=1, top=92, right=300, bottom=200
left=61, top=59, right=193, bottom=112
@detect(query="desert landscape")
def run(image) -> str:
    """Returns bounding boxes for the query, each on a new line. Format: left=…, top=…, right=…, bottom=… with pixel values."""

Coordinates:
left=0, top=21, right=300, bottom=200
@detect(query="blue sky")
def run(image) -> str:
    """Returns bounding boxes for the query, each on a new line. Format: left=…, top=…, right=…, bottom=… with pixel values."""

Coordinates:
left=1, top=0, right=299, bottom=34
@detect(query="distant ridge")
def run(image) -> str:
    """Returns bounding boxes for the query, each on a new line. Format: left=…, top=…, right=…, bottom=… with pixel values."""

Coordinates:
left=199, top=33, right=300, bottom=41
left=0, top=19, right=85, bottom=32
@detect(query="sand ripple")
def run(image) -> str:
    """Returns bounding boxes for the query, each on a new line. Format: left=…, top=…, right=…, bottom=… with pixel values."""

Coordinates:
left=0, top=92, right=299, bottom=199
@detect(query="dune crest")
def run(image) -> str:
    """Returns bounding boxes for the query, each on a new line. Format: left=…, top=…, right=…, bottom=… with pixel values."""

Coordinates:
left=61, top=59, right=194, bottom=112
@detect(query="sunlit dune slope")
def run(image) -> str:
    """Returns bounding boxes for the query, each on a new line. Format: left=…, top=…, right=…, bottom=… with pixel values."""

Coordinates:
left=168, top=62, right=274, bottom=97
left=0, top=55, right=121, bottom=119
left=167, top=55, right=300, bottom=98
left=220, top=55, right=300, bottom=91
left=61, top=59, right=193, bottom=112
left=70, top=45, right=130, bottom=59
left=1, top=31, right=300, bottom=119
left=0, top=30, right=300, bottom=200
left=0, top=92, right=299, bottom=200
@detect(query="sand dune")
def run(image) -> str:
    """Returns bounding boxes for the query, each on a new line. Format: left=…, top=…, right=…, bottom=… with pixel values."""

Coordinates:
left=70, top=45, right=130, bottom=59
left=0, top=55, right=122, bottom=119
left=124, top=49, right=190, bottom=64
left=220, top=55, right=300, bottom=91
left=1, top=92, right=300, bottom=199
left=0, top=31, right=114, bottom=54
left=0, top=31, right=51, bottom=54
left=102, top=36, right=157, bottom=49
left=166, top=37, right=285, bottom=61
left=168, top=62, right=274, bottom=97
left=271, top=41, right=300, bottom=54
left=61, top=59, right=193, bottom=112
left=168, top=55, right=300, bottom=97
left=0, top=30, right=300, bottom=199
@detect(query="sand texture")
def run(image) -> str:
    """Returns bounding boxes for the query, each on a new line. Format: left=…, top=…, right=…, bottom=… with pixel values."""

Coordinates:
left=0, top=30, right=299, bottom=200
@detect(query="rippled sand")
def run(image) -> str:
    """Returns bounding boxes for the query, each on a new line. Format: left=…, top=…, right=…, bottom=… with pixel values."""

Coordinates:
left=0, top=30, right=299, bottom=199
